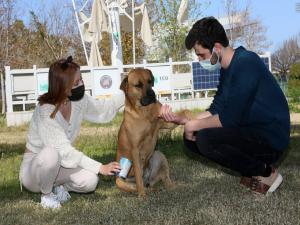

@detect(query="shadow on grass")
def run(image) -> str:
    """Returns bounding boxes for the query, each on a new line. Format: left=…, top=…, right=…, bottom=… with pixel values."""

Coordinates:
left=0, top=143, right=25, bottom=157
left=92, top=152, right=117, bottom=164
left=166, top=124, right=300, bottom=177
left=0, top=177, right=112, bottom=203
left=1, top=125, right=299, bottom=210
left=277, top=124, right=300, bottom=167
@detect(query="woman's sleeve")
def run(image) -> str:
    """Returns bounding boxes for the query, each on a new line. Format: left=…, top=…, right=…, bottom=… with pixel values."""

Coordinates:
left=38, top=115, right=102, bottom=174
left=83, top=93, right=125, bottom=123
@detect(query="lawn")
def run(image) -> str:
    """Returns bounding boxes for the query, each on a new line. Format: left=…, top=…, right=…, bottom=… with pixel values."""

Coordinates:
left=0, top=114, right=299, bottom=225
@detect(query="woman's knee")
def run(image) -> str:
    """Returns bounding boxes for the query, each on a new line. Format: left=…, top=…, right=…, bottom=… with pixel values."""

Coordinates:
left=71, top=171, right=99, bottom=193
left=84, top=173, right=99, bottom=192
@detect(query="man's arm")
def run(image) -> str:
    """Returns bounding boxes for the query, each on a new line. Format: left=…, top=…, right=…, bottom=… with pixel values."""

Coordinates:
left=159, top=105, right=214, bottom=125
left=184, top=114, right=222, bottom=141
left=195, top=111, right=212, bottom=120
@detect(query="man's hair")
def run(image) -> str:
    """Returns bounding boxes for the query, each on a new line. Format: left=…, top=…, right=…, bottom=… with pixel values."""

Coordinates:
left=185, top=17, right=229, bottom=51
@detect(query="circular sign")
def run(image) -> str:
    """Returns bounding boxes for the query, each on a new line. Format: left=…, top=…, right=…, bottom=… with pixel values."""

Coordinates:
left=100, top=75, right=112, bottom=89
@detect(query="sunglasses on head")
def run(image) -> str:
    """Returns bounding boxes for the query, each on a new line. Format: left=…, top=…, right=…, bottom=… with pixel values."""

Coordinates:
left=61, top=56, right=73, bottom=70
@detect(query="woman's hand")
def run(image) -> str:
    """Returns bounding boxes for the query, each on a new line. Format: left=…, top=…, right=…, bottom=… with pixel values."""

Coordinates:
left=99, top=162, right=121, bottom=176
left=159, top=104, right=189, bottom=125
left=184, top=120, right=198, bottom=141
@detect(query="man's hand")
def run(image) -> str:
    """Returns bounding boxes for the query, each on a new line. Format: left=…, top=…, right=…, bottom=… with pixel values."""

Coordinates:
left=99, top=162, right=121, bottom=176
left=159, top=104, right=189, bottom=125
left=184, top=115, right=222, bottom=141
left=184, top=120, right=197, bottom=141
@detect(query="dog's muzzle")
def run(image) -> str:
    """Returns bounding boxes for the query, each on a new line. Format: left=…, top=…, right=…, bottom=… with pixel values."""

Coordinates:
left=140, top=89, right=156, bottom=106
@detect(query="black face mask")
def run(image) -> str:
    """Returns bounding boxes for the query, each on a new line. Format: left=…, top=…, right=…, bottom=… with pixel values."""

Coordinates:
left=68, top=84, right=85, bottom=101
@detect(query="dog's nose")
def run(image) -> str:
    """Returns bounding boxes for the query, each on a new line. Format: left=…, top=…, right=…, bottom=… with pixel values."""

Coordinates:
left=146, top=88, right=155, bottom=96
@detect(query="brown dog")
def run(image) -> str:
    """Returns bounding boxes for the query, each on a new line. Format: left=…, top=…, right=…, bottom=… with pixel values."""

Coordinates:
left=116, top=68, right=187, bottom=197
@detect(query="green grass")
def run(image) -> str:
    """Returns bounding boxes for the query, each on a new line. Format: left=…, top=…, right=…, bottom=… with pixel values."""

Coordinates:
left=0, top=115, right=300, bottom=225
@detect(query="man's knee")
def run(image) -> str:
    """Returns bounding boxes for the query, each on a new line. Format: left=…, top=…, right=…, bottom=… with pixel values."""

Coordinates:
left=195, top=129, right=213, bottom=155
left=183, top=129, right=214, bottom=157
left=183, top=133, right=199, bottom=156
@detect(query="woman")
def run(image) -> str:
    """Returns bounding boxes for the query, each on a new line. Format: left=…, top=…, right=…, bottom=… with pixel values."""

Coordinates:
left=19, top=56, right=123, bottom=209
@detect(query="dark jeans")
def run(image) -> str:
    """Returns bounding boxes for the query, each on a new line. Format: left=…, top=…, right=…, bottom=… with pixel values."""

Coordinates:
left=183, top=127, right=282, bottom=177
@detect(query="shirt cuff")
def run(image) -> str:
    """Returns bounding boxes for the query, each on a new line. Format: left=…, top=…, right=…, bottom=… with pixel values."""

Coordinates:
left=79, top=155, right=102, bottom=174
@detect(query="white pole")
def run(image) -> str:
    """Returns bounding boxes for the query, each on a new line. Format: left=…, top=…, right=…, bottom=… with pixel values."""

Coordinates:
left=72, top=0, right=89, bottom=65
left=109, top=0, right=123, bottom=66
left=0, top=70, right=5, bottom=114
left=5, top=66, right=12, bottom=113
left=132, top=0, right=136, bottom=65
left=33, top=65, right=38, bottom=104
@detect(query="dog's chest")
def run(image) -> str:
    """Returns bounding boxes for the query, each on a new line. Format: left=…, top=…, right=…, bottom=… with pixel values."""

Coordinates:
left=125, top=117, right=159, bottom=155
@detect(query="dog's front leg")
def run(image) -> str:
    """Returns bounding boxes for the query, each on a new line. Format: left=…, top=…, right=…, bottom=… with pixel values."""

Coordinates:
left=131, top=147, right=146, bottom=197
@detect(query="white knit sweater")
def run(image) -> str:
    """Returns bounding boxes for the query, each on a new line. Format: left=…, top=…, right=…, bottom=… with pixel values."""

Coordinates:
left=26, top=93, right=125, bottom=174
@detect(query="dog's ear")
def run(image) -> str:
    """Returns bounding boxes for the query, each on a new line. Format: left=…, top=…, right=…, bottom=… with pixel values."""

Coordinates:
left=146, top=69, right=154, bottom=87
left=120, top=76, right=128, bottom=93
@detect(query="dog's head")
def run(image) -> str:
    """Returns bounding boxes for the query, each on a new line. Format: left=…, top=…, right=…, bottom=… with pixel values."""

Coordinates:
left=120, top=68, right=156, bottom=107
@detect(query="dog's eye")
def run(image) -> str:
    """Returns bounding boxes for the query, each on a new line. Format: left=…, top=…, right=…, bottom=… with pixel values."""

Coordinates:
left=148, top=79, right=153, bottom=84
left=134, top=82, right=143, bottom=89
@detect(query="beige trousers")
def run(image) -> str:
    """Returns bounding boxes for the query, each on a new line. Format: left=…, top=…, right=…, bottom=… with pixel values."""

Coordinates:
left=19, top=147, right=99, bottom=194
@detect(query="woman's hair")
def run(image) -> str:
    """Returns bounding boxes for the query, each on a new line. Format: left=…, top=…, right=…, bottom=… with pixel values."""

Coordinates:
left=38, top=56, right=80, bottom=118
left=185, top=16, right=229, bottom=51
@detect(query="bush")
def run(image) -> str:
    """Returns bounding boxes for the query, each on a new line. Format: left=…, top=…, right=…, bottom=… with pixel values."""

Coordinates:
left=0, top=114, right=6, bottom=127
left=289, top=63, right=300, bottom=80
left=288, top=79, right=300, bottom=101
left=287, top=79, right=300, bottom=112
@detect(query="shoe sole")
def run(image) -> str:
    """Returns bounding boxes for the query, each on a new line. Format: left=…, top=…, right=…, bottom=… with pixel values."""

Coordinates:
left=267, top=173, right=283, bottom=193
left=59, top=194, right=71, bottom=203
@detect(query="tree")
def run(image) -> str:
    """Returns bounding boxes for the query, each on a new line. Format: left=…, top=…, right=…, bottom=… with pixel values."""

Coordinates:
left=0, top=0, right=16, bottom=114
left=145, top=0, right=209, bottom=62
left=272, top=36, right=300, bottom=80
left=29, top=0, right=86, bottom=66
left=223, top=0, right=270, bottom=53
left=121, top=31, right=145, bottom=65
left=0, top=0, right=15, bottom=67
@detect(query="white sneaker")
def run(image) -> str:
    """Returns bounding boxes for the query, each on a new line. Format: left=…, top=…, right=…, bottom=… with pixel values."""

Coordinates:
left=53, top=185, right=71, bottom=203
left=41, top=192, right=61, bottom=209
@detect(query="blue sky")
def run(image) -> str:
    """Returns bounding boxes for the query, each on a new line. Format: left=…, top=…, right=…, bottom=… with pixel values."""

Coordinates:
left=202, top=0, right=300, bottom=52
left=17, top=0, right=300, bottom=53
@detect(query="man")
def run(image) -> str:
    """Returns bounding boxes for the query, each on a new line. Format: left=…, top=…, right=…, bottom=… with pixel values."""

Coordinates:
left=159, top=17, right=290, bottom=195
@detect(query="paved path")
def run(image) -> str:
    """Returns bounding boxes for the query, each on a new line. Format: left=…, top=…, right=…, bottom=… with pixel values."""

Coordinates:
left=291, top=113, right=300, bottom=124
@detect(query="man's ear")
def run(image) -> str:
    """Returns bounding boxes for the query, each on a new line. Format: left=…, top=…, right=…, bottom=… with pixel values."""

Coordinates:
left=146, top=69, right=154, bottom=87
left=120, top=76, right=128, bottom=93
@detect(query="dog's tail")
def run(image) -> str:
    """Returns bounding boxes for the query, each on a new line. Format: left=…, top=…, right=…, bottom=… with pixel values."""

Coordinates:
left=116, top=177, right=137, bottom=193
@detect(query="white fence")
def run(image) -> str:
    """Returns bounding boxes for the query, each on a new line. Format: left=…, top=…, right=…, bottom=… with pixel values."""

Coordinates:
left=5, top=53, right=271, bottom=126
left=5, top=59, right=215, bottom=126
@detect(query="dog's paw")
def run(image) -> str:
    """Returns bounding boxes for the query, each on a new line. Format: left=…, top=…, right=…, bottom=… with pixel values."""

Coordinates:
left=162, top=179, right=176, bottom=191
left=165, top=182, right=176, bottom=191
left=166, top=181, right=187, bottom=191
left=138, top=192, right=147, bottom=198
left=146, top=186, right=160, bottom=193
